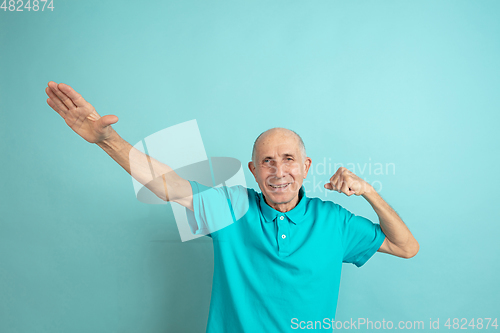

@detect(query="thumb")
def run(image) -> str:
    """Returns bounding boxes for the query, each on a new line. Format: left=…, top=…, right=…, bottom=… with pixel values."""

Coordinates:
left=324, top=183, right=333, bottom=190
left=98, top=115, right=119, bottom=128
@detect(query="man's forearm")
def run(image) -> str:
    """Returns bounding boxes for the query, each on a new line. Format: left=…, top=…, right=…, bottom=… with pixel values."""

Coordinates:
left=362, top=186, right=419, bottom=254
left=96, top=129, right=134, bottom=174
left=96, top=129, right=177, bottom=202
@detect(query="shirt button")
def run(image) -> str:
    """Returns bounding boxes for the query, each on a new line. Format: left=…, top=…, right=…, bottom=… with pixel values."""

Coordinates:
left=279, top=216, right=284, bottom=220
left=282, top=234, right=286, bottom=239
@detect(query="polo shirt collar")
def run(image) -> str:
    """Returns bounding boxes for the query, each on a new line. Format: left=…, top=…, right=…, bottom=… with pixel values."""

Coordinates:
left=258, top=186, right=307, bottom=225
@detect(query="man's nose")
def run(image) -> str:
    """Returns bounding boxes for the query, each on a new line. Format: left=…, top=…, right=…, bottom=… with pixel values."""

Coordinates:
left=275, top=162, right=287, bottom=178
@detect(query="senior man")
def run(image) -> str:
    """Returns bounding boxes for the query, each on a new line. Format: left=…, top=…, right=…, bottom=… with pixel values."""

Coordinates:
left=45, top=81, right=419, bottom=333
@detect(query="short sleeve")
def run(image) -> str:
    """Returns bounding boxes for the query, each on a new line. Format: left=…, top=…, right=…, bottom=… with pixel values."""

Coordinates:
left=340, top=206, right=386, bottom=267
left=185, top=180, right=249, bottom=238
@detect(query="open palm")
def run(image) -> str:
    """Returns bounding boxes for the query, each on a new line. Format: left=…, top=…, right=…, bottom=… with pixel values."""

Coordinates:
left=45, top=81, right=118, bottom=143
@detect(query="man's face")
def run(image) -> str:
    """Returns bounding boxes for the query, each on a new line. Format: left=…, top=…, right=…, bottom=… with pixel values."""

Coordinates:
left=248, top=131, right=312, bottom=210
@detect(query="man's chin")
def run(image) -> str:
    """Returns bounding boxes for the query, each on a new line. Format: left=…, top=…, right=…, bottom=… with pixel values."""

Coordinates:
left=263, top=187, right=298, bottom=203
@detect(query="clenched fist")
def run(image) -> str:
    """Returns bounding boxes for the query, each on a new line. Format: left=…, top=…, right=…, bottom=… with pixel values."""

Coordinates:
left=324, top=167, right=372, bottom=196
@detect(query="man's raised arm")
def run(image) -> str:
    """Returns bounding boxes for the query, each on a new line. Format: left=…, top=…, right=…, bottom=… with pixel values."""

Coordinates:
left=45, top=81, right=193, bottom=210
left=325, top=167, right=419, bottom=259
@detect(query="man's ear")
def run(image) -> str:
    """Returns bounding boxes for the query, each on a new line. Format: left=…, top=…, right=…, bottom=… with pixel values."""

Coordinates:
left=248, top=161, right=257, bottom=179
left=303, top=157, right=312, bottom=179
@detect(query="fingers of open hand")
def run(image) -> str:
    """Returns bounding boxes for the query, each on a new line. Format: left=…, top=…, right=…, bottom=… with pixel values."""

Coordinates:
left=48, top=82, right=77, bottom=111
left=46, top=96, right=64, bottom=116
left=45, top=85, right=68, bottom=114
left=58, top=83, right=87, bottom=108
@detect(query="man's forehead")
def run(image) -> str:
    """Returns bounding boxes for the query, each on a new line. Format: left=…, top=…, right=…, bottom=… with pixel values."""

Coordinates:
left=256, top=140, right=301, bottom=157
left=252, top=128, right=304, bottom=161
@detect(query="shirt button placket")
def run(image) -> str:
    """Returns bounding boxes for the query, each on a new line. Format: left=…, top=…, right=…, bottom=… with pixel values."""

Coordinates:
left=277, top=214, right=290, bottom=255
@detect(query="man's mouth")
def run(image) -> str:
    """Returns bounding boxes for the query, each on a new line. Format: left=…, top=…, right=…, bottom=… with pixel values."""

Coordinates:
left=268, top=182, right=292, bottom=190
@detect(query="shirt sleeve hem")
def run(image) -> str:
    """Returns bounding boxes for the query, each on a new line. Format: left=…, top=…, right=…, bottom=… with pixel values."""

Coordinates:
left=186, top=180, right=215, bottom=239
left=353, top=228, right=386, bottom=268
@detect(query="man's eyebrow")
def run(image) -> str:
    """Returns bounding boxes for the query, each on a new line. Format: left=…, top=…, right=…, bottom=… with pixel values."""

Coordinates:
left=261, top=153, right=296, bottom=160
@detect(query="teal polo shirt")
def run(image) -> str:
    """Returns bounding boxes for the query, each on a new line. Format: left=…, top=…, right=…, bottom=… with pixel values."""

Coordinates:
left=185, top=180, right=386, bottom=333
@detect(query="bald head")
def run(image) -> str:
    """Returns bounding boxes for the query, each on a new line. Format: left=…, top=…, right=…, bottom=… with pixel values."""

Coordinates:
left=251, top=127, right=306, bottom=164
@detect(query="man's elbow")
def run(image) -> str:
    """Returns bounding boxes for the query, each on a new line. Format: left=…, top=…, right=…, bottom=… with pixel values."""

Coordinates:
left=403, top=240, right=419, bottom=259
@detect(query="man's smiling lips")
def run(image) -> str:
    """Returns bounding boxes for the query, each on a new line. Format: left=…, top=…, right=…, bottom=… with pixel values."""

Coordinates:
left=268, top=182, right=293, bottom=191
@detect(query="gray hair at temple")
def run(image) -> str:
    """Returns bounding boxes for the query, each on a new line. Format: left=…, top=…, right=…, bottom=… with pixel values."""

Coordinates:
left=251, top=127, right=307, bottom=164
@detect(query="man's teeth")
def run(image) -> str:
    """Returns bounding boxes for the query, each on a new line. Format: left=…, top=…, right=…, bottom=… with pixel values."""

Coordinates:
left=270, top=183, right=289, bottom=188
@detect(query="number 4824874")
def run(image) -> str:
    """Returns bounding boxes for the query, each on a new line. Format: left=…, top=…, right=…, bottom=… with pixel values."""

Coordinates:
left=1, top=0, right=54, bottom=11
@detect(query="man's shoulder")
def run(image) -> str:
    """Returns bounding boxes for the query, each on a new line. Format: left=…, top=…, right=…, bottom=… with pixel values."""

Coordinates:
left=224, top=184, right=257, bottom=196
left=189, top=181, right=252, bottom=195
left=305, top=195, right=341, bottom=211
left=304, top=196, right=357, bottom=222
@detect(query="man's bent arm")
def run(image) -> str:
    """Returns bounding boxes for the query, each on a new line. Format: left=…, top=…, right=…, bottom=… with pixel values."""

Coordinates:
left=362, top=187, right=419, bottom=258
left=326, top=167, right=419, bottom=259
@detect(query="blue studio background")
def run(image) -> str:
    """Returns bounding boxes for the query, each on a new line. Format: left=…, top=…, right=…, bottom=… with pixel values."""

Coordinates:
left=1, top=0, right=499, bottom=332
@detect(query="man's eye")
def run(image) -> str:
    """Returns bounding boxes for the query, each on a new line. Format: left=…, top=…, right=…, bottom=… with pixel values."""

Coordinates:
left=287, top=157, right=293, bottom=161
left=264, top=159, right=270, bottom=163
